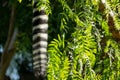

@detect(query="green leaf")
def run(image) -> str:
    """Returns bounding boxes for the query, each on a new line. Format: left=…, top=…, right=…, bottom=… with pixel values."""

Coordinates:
left=18, top=0, right=22, bottom=3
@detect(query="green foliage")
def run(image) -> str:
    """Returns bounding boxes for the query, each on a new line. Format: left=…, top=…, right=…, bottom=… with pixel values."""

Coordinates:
left=34, top=0, right=51, bottom=14
left=48, top=35, right=70, bottom=80
left=69, top=22, right=97, bottom=80
left=1, top=0, right=120, bottom=79
left=48, top=0, right=120, bottom=80
left=18, top=0, right=22, bottom=3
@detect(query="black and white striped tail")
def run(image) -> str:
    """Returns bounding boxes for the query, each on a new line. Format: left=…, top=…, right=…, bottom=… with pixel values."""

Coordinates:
left=32, top=0, right=48, bottom=79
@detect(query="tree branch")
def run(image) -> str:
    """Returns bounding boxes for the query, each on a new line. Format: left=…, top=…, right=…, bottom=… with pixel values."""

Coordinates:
left=99, top=0, right=120, bottom=41
left=0, top=4, right=17, bottom=80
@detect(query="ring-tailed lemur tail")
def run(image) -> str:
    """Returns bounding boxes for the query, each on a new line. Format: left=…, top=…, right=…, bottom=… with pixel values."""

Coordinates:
left=32, top=0, right=48, bottom=79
